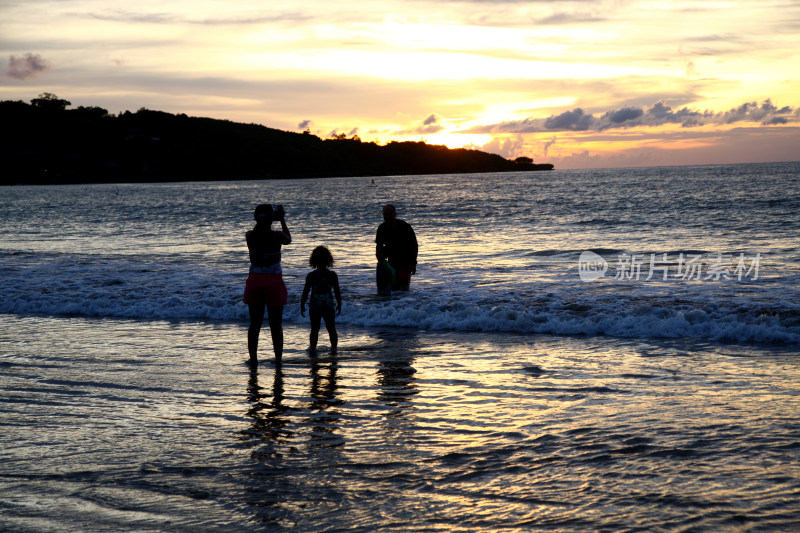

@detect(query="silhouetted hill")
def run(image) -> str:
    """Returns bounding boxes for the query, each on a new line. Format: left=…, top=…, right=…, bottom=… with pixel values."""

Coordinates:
left=1, top=99, right=553, bottom=185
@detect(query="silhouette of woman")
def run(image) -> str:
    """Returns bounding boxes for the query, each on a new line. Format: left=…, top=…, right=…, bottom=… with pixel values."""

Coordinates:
left=243, top=204, right=291, bottom=366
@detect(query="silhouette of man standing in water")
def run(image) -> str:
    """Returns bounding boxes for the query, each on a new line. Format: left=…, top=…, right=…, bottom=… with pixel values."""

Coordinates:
left=376, top=204, right=418, bottom=295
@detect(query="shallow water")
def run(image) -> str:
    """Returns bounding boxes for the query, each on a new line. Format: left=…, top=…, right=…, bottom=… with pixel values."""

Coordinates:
left=2, top=314, right=799, bottom=531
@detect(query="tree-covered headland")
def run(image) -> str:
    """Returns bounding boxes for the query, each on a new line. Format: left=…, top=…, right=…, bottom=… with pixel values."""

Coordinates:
left=1, top=93, right=553, bottom=185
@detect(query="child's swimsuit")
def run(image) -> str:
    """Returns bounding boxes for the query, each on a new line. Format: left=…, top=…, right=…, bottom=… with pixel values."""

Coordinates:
left=308, top=270, right=336, bottom=312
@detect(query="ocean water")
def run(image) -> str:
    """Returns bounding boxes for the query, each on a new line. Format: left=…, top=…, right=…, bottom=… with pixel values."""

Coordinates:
left=1, top=162, right=799, bottom=342
left=1, top=162, right=800, bottom=531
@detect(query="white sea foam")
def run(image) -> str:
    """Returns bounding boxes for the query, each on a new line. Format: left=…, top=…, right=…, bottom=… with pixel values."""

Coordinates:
left=1, top=251, right=798, bottom=344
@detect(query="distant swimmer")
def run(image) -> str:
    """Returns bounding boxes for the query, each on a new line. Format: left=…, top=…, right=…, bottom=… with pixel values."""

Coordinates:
left=300, top=246, right=342, bottom=354
left=375, top=204, right=418, bottom=295
left=243, top=203, right=291, bottom=366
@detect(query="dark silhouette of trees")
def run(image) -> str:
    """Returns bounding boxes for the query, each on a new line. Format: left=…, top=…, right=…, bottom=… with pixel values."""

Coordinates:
left=1, top=96, right=553, bottom=185
left=30, top=92, right=71, bottom=112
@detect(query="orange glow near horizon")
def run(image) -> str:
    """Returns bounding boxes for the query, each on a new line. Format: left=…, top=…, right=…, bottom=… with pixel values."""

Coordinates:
left=1, top=0, right=798, bottom=168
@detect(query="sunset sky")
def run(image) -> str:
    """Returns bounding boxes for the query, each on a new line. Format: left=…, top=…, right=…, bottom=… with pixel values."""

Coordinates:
left=2, top=0, right=799, bottom=169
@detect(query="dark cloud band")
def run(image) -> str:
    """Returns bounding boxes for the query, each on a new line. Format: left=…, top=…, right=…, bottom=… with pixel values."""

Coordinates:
left=466, top=99, right=799, bottom=134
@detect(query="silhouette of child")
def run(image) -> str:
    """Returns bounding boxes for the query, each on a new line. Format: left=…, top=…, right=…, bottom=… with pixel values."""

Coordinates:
left=300, top=246, right=342, bottom=353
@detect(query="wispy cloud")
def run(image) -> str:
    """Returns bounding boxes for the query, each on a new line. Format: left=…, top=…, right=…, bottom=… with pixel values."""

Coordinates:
left=535, top=12, right=607, bottom=25
left=81, top=9, right=313, bottom=26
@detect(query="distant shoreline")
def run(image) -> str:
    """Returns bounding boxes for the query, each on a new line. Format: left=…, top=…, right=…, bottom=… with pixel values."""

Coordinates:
left=1, top=99, right=553, bottom=186
left=1, top=169, right=556, bottom=187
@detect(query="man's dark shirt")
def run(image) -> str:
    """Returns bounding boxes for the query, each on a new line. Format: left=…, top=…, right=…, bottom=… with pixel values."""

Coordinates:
left=376, top=219, right=418, bottom=267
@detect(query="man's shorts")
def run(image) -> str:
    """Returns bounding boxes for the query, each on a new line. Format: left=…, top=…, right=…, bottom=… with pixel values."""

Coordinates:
left=393, top=266, right=412, bottom=290
left=243, top=273, right=288, bottom=306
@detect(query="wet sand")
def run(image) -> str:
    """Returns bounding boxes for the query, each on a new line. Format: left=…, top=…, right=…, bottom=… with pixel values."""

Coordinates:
left=2, top=314, right=800, bottom=531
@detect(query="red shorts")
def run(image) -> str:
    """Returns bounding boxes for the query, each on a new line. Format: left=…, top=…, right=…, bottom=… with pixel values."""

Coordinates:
left=243, top=273, right=288, bottom=306
left=394, top=266, right=412, bottom=288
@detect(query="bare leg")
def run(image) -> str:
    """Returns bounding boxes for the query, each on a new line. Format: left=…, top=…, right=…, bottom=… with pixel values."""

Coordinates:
left=309, top=309, right=322, bottom=353
left=248, top=303, right=265, bottom=365
left=322, top=309, right=338, bottom=352
left=266, top=305, right=284, bottom=363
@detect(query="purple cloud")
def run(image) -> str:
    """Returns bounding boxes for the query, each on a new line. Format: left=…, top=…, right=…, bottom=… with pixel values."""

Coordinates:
left=464, top=99, right=797, bottom=135
left=606, top=107, right=643, bottom=124
left=393, top=114, right=445, bottom=135
left=544, top=108, right=594, bottom=131
left=8, top=53, right=49, bottom=80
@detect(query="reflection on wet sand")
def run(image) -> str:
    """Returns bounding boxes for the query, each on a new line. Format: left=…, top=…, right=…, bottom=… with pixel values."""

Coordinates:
left=240, top=366, right=289, bottom=456
left=239, top=354, right=348, bottom=527
left=375, top=330, right=420, bottom=420
left=307, top=353, right=345, bottom=448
